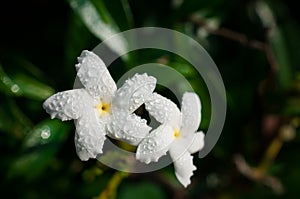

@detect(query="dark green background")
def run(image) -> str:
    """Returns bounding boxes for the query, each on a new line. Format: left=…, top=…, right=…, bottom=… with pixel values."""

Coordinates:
left=1, top=0, right=300, bottom=198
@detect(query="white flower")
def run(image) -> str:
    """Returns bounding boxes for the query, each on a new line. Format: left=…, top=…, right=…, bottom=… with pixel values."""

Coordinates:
left=136, top=92, right=205, bottom=187
left=43, top=50, right=156, bottom=161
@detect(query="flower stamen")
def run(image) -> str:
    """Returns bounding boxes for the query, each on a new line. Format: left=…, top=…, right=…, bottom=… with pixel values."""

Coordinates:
left=173, top=130, right=181, bottom=138
left=96, top=101, right=110, bottom=116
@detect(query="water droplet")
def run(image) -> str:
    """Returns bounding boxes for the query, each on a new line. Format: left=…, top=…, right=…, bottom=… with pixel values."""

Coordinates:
left=129, top=105, right=134, bottom=111
left=62, top=94, right=68, bottom=99
left=11, top=84, right=20, bottom=93
left=133, top=98, right=140, bottom=104
left=41, top=127, right=51, bottom=139
left=118, top=91, right=124, bottom=96
left=48, top=103, right=53, bottom=110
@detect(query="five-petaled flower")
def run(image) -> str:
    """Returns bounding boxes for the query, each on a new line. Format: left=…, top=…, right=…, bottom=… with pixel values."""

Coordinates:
left=136, top=92, right=205, bottom=187
left=43, top=50, right=156, bottom=161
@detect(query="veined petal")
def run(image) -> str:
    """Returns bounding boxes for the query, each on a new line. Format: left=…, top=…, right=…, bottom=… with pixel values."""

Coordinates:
left=113, top=73, right=156, bottom=113
left=136, top=125, right=174, bottom=164
left=180, top=92, right=201, bottom=136
left=74, top=110, right=106, bottom=161
left=107, top=111, right=151, bottom=145
left=173, top=152, right=196, bottom=188
left=188, top=131, right=205, bottom=154
left=43, top=89, right=93, bottom=121
left=76, top=50, right=116, bottom=102
left=145, top=93, right=181, bottom=126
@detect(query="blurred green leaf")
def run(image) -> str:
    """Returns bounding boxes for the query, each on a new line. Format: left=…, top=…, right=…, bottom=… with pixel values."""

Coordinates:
left=0, top=64, right=54, bottom=100
left=270, top=28, right=292, bottom=89
left=118, top=181, right=167, bottom=199
left=0, top=65, right=21, bottom=96
left=12, top=73, right=55, bottom=100
left=0, top=97, right=33, bottom=136
left=1, top=0, right=300, bottom=198
left=284, top=97, right=300, bottom=115
left=7, top=119, right=71, bottom=181
left=255, top=1, right=292, bottom=89
left=22, top=120, right=69, bottom=149
left=64, top=11, right=94, bottom=80
left=119, top=0, right=134, bottom=28
left=67, top=0, right=128, bottom=56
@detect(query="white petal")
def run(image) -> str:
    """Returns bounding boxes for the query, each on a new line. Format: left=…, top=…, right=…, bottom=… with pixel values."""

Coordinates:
left=76, top=50, right=117, bottom=101
left=173, top=152, right=196, bottom=188
left=113, top=73, right=156, bottom=113
left=136, top=125, right=174, bottom=164
left=145, top=93, right=181, bottom=125
left=168, top=138, right=189, bottom=162
left=43, top=89, right=93, bottom=121
left=188, top=131, right=205, bottom=154
left=107, top=111, right=151, bottom=145
left=180, top=92, right=201, bottom=136
left=74, top=110, right=106, bottom=161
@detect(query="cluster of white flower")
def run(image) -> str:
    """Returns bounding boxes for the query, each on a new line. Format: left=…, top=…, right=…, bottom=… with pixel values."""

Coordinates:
left=43, top=50, right=205, bottom=187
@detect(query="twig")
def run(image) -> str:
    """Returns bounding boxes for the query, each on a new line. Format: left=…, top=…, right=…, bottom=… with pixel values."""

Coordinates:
left=233, top=122, right=298, bottom=195
left=94, top=172, right=128, bottom=199
left=190, top=15, right=266, bottom=50
left=264, top=28, right=279, bottom=74
left=129, top=173, right=185, bottom=199
left=233, top=154, right=284, bottom=195
left=190, top=14, right=279, bottom=74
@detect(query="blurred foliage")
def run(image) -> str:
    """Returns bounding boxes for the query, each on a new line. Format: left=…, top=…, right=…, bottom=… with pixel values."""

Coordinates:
left=1, top=0, right=300, bottom=198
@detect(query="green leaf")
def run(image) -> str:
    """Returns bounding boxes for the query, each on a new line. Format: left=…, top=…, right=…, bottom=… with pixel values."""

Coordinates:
left=118, top=181, right=167, bottom=199
left=12, top=73, right=55, bottom=100
left=0, top=64, right=54, bottom=100
left=67, top=0, right=128, bottom=56
left=0, top=97, right=33, bottom=136
left=0, top=65, right=21, bottom=97
left=119, top=0, right=134, bottom=28
left=22, top=120, right=70, bottom=149
left=255, top=1, right=292, bottom=89
left=7, top=119, right=71, bottom=181
left=269, top=28, right=292, bottom=89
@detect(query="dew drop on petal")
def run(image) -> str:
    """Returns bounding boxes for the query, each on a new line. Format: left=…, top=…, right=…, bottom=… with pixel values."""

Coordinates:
left=118, top=91, right=124, bottom=96
left=133, top=98, right=140, bottom=104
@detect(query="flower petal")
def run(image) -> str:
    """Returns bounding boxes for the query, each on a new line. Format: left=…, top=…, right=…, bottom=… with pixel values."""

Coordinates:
left=169, top=140, right=196, bottom=187
left=180, top=92, right=201, bottom=136
left=107, top=111, right=151, bottom=145
left=188, top=131, right=205, bottom=154
left=145, top=93, right=181, bottom=126
left=74, top=110, right=106, bottom=161
left=43, top=89, right=93, bottom=121
left=168, top=138, right=190, bottom=162
left=136, top=125, right=174, bottom=164
left=113, top=73, right=156, bottom=113
left=76, top=50, right=117, bottom=102
left=173, top=152, right=196, bottom=188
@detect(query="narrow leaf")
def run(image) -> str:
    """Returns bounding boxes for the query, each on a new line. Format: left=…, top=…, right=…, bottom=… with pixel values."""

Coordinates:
left=67, top=0, right=128, bottom=56
left=0, top=64, right=54, bottom=100
left=8, top=119, right=71, bottom=181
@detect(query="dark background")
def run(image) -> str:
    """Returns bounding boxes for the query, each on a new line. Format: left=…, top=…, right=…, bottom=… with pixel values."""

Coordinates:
left=1, top=0, right=300, bottom=198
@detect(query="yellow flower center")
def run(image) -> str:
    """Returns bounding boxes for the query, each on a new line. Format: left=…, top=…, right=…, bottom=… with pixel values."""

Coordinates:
left=173, top=130, right=181, bottom=138
left=96, top=101, right=110, bottom=116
